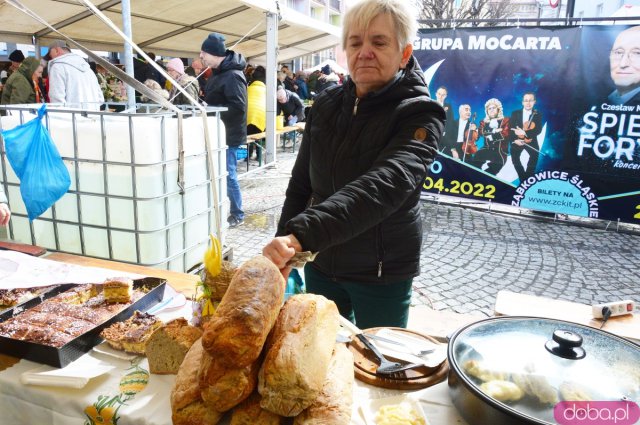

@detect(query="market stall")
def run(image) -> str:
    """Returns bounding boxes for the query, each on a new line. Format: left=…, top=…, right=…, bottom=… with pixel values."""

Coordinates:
left=0, top=248, right=637, bottom=425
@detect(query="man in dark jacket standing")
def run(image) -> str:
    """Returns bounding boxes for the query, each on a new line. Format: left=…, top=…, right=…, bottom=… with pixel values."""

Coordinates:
left=200, top=32, right=248, bottom=228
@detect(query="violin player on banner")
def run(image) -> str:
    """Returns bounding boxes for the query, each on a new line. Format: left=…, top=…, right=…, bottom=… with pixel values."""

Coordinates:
left=509, top=92, right=543, bottom=183
left=473, top=98, right=510, bottom=175
left=442, top=103, right=478, bottom=163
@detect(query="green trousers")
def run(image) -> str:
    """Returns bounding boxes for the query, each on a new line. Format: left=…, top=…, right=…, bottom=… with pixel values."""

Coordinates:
left=303, top=264, right=412, bottom=330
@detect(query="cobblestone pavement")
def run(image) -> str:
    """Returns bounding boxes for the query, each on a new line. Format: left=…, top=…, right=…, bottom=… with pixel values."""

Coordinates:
left=228, top=151, right=640, bottom=317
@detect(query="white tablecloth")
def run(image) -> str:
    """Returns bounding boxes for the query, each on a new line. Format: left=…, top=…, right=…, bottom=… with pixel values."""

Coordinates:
left=0, top=298, right=469, bottom=425
left=0, top=356, right=467, bottom=425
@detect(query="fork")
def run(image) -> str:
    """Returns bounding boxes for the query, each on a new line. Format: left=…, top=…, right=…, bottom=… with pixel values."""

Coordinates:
left=356, top=334, right=421, bottom=375
left=364, top=333, right=436, bottom=358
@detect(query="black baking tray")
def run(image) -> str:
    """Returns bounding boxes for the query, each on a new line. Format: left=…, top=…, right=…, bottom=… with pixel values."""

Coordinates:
left=0, top=285, right=61, bottom=316
left=0, top=277, right=166, bottom=368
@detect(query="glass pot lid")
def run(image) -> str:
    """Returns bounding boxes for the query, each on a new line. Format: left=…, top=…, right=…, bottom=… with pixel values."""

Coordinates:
left=449, top=316, right=640, bottom=424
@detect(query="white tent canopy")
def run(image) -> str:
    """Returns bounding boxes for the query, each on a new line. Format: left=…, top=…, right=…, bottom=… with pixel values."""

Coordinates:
left=0, top=0, right=341, bottom=65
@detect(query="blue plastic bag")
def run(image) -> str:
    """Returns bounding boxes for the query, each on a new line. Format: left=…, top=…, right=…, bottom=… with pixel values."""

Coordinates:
left=1, top=105, right=71, bottom=220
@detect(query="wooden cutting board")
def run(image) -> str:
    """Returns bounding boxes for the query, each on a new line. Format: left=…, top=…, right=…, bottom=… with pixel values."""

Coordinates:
left=348, top=327, right=449, bottom=390
left=494, top=290, right=640, bottom=342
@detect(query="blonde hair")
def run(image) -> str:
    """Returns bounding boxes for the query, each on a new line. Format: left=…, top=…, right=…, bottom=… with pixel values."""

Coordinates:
left=342, top=0, right=417, bottom=50
left=484, top=98, right=504, bottom=121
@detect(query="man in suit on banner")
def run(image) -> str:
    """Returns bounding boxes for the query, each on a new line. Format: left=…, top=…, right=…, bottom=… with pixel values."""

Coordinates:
left=509, top=92, right=543, bottom=183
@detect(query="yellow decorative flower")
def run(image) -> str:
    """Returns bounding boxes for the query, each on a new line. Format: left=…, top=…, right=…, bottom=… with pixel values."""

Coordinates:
left=203, top=234, right=222, bottom=277
left=84, top=405, right=116, bottom=425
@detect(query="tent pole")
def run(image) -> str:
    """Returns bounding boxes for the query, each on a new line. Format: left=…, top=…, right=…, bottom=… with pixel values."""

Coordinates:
left=121, top=0, right=136, bottom=110
left=265, top=10, right=279, bottom=165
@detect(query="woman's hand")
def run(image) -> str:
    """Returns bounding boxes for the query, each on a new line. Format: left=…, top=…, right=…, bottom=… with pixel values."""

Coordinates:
left=262, top=234, right=302, bottom=270
left=0, top=203, right=11, bottom=227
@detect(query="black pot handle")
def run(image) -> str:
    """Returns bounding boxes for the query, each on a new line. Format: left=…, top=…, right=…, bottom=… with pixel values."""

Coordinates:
left=545, top=329, right=586, bottom=360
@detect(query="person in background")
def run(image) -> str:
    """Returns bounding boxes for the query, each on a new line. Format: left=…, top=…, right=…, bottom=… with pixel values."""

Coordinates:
left=246, top=65, right=266, bottom=161
left=166, top=58, right=200, bottom=106
left=314, top=64, right=340, bottom=95
left=7, top=50, right=25, bottom=78
left=262, top=0, right=444, bottom=329
left=200, top=32, right=248, bottom=228
left=280, top=65, right=295, bottom=90
left=294, top=71, right=309, bottom=100
left=276, top=87, right=305, bottom=126
left=1, top=57, right=43, bottom=106
left=0, top=187, right=10, bottom=227
left=189, top=58, right=209, bottom=100
left=45, top=40, right=103, bottom=110
left=306, top=69, right=321, bottom=94
left=140, top=79, right=169, bottom=103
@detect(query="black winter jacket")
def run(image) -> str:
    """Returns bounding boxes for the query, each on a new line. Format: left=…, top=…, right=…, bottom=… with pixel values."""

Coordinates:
left=277, top=89, right=305, bottom=123
left=276, top=56, right=445, bottom=283
left=204, top=51, right=247, bottom=147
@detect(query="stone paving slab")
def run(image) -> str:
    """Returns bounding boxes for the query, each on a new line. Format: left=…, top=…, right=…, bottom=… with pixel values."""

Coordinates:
left=229, top=153, right=640, bottom=317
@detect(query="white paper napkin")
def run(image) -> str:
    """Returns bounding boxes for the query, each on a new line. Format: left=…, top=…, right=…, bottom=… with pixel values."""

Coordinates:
left=371, top=328, right=447, bottom=368
left=20, top=355, right=116, bottom=389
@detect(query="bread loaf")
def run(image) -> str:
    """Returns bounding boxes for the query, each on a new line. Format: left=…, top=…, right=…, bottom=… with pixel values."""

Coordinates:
left=293, top=343, right=354, bottom=425
left=230, top=391, right=286, bottom=425
left=171, top=339, right=224, bottom=425
left=199, top=345, right=260, bottom=412
left=146, top=318, right=203, bottom=374
left=202, top=255, right=285, bottom=368
left=258, top=294, right=340, bottom=417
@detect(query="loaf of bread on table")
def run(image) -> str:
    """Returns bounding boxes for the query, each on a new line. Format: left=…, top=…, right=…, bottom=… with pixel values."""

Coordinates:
left=293, top=343, right=354, bottom=425
left=170, top=338, right=224, bottom=425
left=230, top=391, right=287, bottom=425
left=258, top=293, right=340, bottom=417
left=199, top=345, right=260, bottom=412
left=202, top=255, right=285, bottom=368
left=146, top=317, right=203, bottom=374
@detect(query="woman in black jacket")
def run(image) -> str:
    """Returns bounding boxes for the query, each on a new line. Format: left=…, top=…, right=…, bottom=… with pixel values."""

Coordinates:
left=263, top=0, right=445, bottom=328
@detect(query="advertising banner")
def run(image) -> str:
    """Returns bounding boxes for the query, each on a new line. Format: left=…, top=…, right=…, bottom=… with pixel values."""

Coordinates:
left=415, top=26, right=640, bottom=223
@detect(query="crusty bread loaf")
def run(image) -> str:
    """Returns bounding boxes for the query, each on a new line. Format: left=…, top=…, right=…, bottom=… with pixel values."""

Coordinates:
left=258, top=294, right=340, bottom=417
left=293, top=343, right=354, bottom=425
left=199, top=345, right=260, bottom=412
left=146, top=318, right=203, bottom=374
left=171, top=338, right=224, bottom=425
left=172, top=401, right=224, bottom=425
left=230, top=391, right=287, bottom=425
left=202, top=255, right=285, bottom=368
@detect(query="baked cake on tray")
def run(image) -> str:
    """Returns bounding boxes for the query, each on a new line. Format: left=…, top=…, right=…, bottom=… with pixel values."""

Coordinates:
left=102, top=277, right=134, bottom=304
left=0, top=286, right=58, bottom=310
left=100, top=310, right=163, bottom=354
left=0, top=283, right=145, bottom=348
